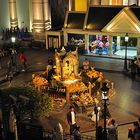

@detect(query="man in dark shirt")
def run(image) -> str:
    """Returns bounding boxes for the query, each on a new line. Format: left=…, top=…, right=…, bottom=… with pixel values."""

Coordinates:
left=67, top=106, right=77, bottom=135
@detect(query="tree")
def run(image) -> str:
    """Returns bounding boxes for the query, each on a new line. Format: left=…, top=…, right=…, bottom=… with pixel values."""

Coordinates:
left=1, top=85, right=54, bottom=120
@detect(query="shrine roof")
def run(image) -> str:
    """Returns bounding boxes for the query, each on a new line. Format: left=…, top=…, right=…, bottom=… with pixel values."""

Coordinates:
left=63, top=6, right=140, bottom=34
left=86, top=6, right=123, bottom=30
left=66, top=12, right=86, bottom=29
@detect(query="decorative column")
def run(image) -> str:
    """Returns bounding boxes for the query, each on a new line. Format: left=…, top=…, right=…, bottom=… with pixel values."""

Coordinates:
left=64, top=31, right=68, bottom=46
left=116, top=36, right=121, bottom=51
left=137, top=37, right=140, bottom=55
left=32, top=0, right=44, bottom=32
left=69, top=0, right=75, bottom=11
left=8, top=0, right=18, bottom=29
left=29, top=0, right=33, bottom=31
left=43, top=0, right=51, bottom=30
left=128, top=0, right=137, bottom=5
left=109, top=35, right=113, bottom=56
left=111, top=0, right=123, bottom=5
left=90, top=0, right=100, bottom=5
left=46, top=34, right=49, bottom=49
left=101, top=0, right=109, bottom=5
left=85, top=34, right=89, bottom=52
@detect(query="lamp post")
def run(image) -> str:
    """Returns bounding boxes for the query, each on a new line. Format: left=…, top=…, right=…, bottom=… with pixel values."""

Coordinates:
left=94, top=105, right=100, bottom=140
left=124, top=33, right=129, bottom=71
left=11, top=36, right=18, bottom=71
left=11, top=37, right=16, bottom=43
left=101, top=91, right=108, bottom=140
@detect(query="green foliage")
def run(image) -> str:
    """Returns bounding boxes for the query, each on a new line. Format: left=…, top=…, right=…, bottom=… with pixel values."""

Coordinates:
left=1, top=86, right=54, bottom=120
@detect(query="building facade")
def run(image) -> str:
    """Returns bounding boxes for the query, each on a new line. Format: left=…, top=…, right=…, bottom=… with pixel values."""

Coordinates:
left=63, top=6, right=140, bottom=58
left=0, top=0, right=139, bottom=32
left=0, top=0, right=67, bottom=33
left=0, top=0, right=140, bottom=58
left=69, top=0, right=139, bottom=11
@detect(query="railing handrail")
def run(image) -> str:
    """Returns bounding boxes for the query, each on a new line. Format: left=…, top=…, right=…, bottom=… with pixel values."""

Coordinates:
left=43, top=129, right=96, bottom=140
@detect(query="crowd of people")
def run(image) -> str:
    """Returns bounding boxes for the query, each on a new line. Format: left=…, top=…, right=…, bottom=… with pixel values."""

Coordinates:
left=128, top=117, right=140, bottom=140
left=96, top=119, right=118, bottom=140
left=0, top=46, right=27, bottom=86
left=6, top=49, right=27, bottom=86
left=0, top=27, right=32, bottom=72
left=1, top=27, right=31, bottom=41
left=66, top=106, right=140, bottom=140
left=66, top=105, right=119, bottom=140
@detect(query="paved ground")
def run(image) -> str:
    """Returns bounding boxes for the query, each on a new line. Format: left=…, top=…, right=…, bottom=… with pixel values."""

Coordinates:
left=0, top=47, right=140, bottom=139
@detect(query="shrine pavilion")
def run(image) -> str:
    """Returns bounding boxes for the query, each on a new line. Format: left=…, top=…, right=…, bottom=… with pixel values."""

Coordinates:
left=46, top=5, right=140, bottom=58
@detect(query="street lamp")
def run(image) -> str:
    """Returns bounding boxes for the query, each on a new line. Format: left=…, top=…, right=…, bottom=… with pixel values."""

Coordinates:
left=11, top=36, right=18, bottom=71
left=101, top=90, right=109, bottom=140
left=11, top=37, right=16, bottom=43
left=124, top=33, right=129, bottom=71
left=94, top=105, right=100, bottom=140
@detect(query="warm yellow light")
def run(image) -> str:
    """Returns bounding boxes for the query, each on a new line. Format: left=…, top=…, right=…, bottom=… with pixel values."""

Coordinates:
left=63, top=79, right=79, bottom=85
left=35, top=29, right=41, bottom=33
left=135, top=25, right=140, bottom=32
left=106, top=24, right=112, bottom=31
left=11, top=37, right=16, bottom=43
left=33, top=4, right=43, bottom=20
left=65, top=24, right=67, bottom=27
left=10, top=2, right=17, bottom=20
left=75, top=0, right=88, bottom=11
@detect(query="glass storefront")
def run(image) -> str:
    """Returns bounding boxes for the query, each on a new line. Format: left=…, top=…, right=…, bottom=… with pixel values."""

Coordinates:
left=112, top=36, right=137, bottom=57
left=67, top=33, right=85, bottom=52
left=88, top=35, right=137, bottom=58
left=89, top=35, right=109, bottom=55
left=67, top=33, right=85, bottom=46
left=66, top=34, right=137, bottom=58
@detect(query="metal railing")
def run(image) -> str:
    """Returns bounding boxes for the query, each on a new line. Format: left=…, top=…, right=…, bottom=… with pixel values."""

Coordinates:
left=43, top=130, right=95, bottom=140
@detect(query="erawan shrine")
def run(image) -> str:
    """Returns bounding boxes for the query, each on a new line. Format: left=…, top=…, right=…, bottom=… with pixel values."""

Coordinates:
left=32, top=47, right=115, bottom=110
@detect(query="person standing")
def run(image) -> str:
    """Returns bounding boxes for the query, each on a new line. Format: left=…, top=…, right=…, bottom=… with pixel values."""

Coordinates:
left=73, top=126, right=81, bottom=140
left=136, top=58, right=140, bottom=77
left=0, top=53, right=2, bottom=69
left=101, top=82, right=109, bottom=95
left=128, top=122, right=140, bottom=140
left=67, top=106, right=77, bottom=135
left=47, top=67, right=55, bottom=83
left=130, top=60, right=137, bottom=81
left=138, top=117, right=140, bottom=126
left=11, top=48, right=17, bottom=71
left=6, top=60, right=12, bottom=77
left=83, top=58, right=89, bottom=72
left=0, top=49, right=4, bottom=69
left=97, top=126, right=103, bottom=140
left=5, top=60, right=13, bottom=87
left=19, top=51, right=26, bottom=71
left=48, top=56, right=53, bottom=66
left=107, top=119, right=118, bottom=140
